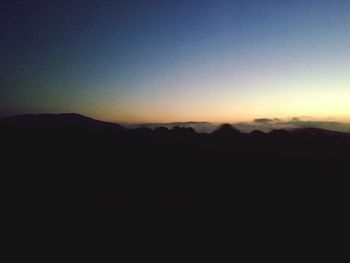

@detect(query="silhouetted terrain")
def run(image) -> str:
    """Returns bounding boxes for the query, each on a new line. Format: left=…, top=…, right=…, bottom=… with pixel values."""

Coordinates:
left=0, top=113, right=124, bottom=130
left=127, top=121, right=217, bottom=133
left=2, top=113, right=350, bottom=231
left=126, top=118, right=350, bottom=133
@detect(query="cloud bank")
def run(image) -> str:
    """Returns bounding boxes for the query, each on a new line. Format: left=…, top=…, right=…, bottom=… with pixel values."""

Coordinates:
left=235, top=118, right=350, bottom=133
left=129, top=117, right=350, bottom=134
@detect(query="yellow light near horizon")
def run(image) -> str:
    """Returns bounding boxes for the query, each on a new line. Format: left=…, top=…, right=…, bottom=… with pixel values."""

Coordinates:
left=86, top=75, right=350, bottom=124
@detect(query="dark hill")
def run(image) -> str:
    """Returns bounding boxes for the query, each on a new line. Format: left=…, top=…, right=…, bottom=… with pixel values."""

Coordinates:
left=289, top=127, right=350, bottom=137
left=0, top=113, right=125, bottom=130
left=1, top=112, right=350, bottom=234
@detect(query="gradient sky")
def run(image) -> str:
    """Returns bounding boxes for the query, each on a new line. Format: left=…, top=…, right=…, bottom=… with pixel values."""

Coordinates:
left=1, top=0, right=350, bottom=123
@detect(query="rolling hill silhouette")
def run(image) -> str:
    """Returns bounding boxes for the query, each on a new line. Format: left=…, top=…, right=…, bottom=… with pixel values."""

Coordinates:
left=289, top=127, right=350, bottom=137
left=1, top=113, right=350, bottom=218
left=0, top=113, right=125, bottom=130
left=2, top=113, right=350, bottom=137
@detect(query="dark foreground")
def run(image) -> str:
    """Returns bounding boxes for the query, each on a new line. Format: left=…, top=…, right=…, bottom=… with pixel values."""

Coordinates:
left=2, top=114, right=350, bottom=247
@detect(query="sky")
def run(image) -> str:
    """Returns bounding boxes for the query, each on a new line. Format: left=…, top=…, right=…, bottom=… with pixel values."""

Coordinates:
left=1, top=0, right=350, bottom=123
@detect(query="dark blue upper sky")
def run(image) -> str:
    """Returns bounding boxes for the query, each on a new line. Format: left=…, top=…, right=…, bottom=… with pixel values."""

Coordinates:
left=1, top=0, right=350, bottom=122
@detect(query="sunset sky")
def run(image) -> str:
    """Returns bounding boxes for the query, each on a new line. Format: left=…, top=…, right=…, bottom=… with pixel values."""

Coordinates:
left=1, top=0, right=350, bottom=123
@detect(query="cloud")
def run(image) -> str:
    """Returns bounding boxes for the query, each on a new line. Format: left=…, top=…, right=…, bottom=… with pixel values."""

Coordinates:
left=254, top=118, right=274, bottom=123
left=237, top=118, right=350, bottom=133
left=282, top=120, right=350, bottom=133
left=128, top=117, right=350, bottom=134
left=127, top=122, right=218, bottom=133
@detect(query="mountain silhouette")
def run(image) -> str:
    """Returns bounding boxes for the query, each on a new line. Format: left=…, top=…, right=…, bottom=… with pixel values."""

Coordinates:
left=2, top=113, right=350, bottom=137
left=289, top=127, right=350, bottom=137
left=1, top=112, right=350, bottom=231
left=212, top=123, right=241, bottom=136
left=128, top=121, right=216, bottom=133
left=0, top=113, right=125, bottom=130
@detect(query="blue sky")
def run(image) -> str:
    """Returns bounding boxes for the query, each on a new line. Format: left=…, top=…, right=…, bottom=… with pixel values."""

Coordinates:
left=1, top=0, right=350, bottom=122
